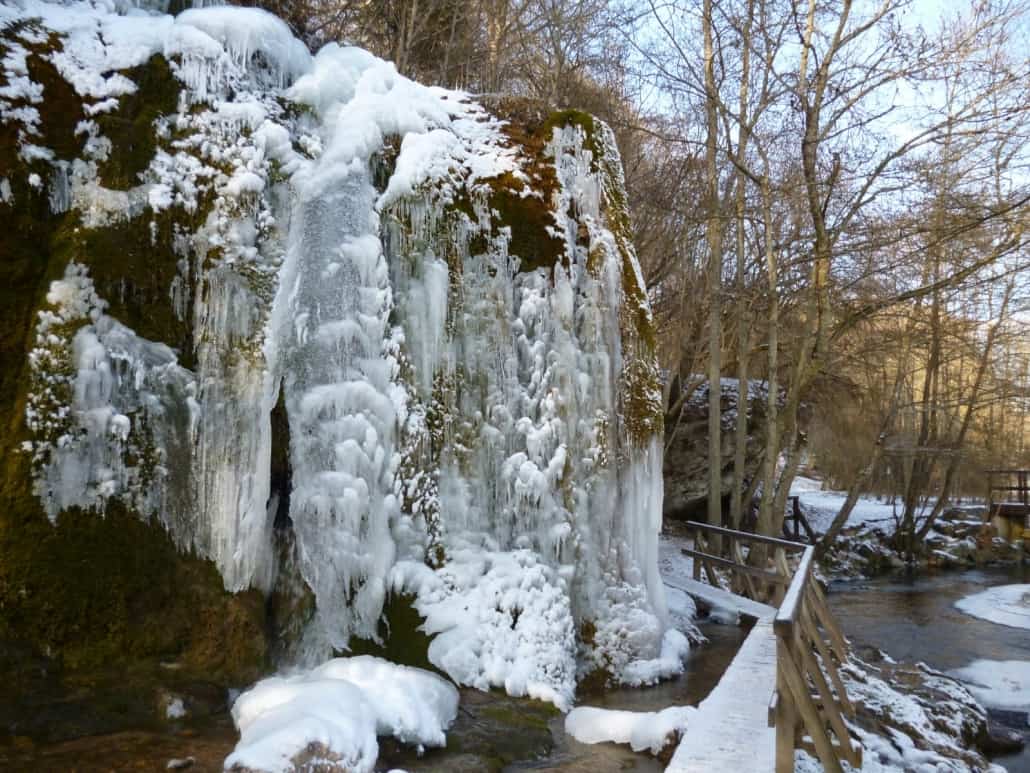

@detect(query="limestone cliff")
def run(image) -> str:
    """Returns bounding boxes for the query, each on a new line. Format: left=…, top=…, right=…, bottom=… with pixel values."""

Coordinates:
left=0, top=1, right=667, bottom=707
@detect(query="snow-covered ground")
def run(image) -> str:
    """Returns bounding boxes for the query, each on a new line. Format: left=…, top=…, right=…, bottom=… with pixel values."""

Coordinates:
left=789, top=475, right=984, bottom=537
left=954, top=584, right=1030, bottom=630
left=790, top=476, right=915, bottom=535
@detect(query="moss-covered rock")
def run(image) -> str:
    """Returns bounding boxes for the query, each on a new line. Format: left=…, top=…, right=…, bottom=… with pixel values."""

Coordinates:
left=0, top=24, right=267, bottom=714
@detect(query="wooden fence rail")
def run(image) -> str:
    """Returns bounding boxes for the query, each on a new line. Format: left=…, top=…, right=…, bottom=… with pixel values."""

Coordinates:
left=683, top=521, right=861, bottom=773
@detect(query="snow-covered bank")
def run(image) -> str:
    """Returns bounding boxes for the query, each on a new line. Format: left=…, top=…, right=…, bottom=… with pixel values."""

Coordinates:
left=955, top=584, right=1030, bottom=630
left=789, top=477, right=938, bottom=536
left=795, top=654, right=1009, bottom=772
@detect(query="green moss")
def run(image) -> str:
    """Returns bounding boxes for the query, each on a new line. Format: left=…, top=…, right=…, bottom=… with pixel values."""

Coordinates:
left=50, top=213, right=195, bottom=365
left=479, top=700, right=558, bottom=731
left=0, top=450, right=266, bottom=682
left=345, top=592, right=437, bottom=673
left=18, top=28, right=87, bottom=159
left=0, top=41, right=266, bottom=689
left=487, top=173, right=564, bottom=274
left=371, top=135, right=401, bottom=192
left=539, top=109, right=600, bottom=168
left=93, top=55, right=180, bottom=190
left=0, top=25, right=88, bottom=454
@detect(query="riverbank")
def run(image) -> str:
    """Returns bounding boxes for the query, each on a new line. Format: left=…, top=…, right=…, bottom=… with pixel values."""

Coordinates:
left=828, top=565, right=1030, bottom=772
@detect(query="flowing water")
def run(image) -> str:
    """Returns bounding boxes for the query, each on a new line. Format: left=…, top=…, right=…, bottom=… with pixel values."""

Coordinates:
left=377, top=619, right=749, bottom=772
left=828, top=564, right=1030, bottom=772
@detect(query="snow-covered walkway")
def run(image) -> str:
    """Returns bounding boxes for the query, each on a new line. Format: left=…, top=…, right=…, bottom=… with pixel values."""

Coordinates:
left=665, top=577, right=777, bottom=772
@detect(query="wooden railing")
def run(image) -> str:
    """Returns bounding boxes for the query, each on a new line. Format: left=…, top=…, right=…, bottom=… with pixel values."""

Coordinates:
left=683, top=521, right=861, bottom=773
left=784, top=496, right=816, bottom=543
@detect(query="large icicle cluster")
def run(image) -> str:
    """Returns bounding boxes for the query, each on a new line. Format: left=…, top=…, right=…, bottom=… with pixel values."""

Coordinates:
left=6, top=0, right=669, bottom=707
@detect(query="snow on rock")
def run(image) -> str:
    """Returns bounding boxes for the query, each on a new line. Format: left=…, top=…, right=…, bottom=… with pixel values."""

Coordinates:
left=826, top=656, right=1008, bottom=772
left=951, top=659, right=1030, bottom=712
left=954, top=584, right=1030, bottom=630
left=225, top=656, right=458, bottom=773
left=9, top=0, right=669, bottom=699
left=564, top=705, right=695, bottom=754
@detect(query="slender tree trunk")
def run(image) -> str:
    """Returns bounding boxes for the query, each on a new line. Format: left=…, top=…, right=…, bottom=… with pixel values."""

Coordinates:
left=730, top=0, right=755, bottom=531
left=756, top=175, right=779, bottom=539
left=703, top=0, right=724, bottom=540
left=916, top=280, right=1015, bottom=540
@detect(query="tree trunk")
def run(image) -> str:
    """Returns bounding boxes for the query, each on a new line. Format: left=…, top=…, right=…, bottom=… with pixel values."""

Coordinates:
left=703, top=0, right=724, bottom=542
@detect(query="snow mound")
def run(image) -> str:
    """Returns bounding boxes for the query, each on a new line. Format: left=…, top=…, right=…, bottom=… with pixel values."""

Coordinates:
left=954, top=584, right=1030, bottom=629
left=564, top=705, right=695, bottom=754
left=393, top=544, right=578, bottom=711
left=225, top=656, right=458, bottom=773
left=951, top=659, right=1030, bottom=711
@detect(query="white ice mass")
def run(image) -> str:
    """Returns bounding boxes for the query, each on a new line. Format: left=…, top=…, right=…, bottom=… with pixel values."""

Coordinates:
left=954, top=584, right=1030, bottom=630
left=8, top=0, right=669, bottom=706
left=951, top=659, right=1030, bottom=712
left=225, top=656, right=459, bottom=773
left=564, top=704, right=695, bottom=754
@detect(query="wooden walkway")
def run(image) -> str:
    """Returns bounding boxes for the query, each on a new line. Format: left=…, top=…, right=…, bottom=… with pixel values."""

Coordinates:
left=664, top=523, right=861, bottom=773
left=666, top=578, right=777, bottom=772
left=666, top=576, right=776, bottom=623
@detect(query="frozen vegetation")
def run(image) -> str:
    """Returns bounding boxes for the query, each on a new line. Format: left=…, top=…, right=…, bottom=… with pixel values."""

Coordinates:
left=5, top=0, right=670, bottom=712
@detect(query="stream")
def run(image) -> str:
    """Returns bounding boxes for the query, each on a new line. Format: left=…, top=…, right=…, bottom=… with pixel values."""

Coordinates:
left=828, top=564, right=1030, bottom=773
left=378, top=619, right=749, bottom=772
left=11, top=563, right=1027, bottom=771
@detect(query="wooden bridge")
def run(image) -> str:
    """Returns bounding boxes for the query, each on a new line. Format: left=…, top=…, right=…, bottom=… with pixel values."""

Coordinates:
left=987, top=469, right=1030, bottom=544
left=666, top=523, right=861, bottom=773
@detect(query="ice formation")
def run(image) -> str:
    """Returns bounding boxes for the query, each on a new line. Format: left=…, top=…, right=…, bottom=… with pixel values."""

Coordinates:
left=954, top=584, right=1030, bottom=630
left=7, top=0, right=669, bottom=704
left=951, top=659, right=1030, bottom=711
left=564, top=704, right=695, bottom=754
left=225, top=655, right=459, bottom=773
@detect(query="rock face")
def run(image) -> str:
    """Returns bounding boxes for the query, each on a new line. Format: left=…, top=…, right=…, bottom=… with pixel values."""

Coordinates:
left=0, top=1, right=666, bottom=707
left=662, top=379, right=766, bottom=521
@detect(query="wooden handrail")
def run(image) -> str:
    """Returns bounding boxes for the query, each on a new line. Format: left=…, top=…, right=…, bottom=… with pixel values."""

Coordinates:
left=685, top=520, right=809, bottom=551
left=773, top=546, right=814, bottom=636
left=681, top=547, right=789, bottom=584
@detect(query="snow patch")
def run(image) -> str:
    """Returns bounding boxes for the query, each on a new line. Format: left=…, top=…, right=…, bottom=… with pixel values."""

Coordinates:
left=951, top=659, right=1030, bottom=712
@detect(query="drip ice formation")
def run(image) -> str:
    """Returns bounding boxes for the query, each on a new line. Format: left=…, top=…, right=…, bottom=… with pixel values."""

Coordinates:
left=8, top=0, right=671, bottom=706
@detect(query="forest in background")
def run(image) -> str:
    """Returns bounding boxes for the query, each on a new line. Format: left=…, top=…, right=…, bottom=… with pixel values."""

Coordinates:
left=220, top=0, right=1029, bottom=550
